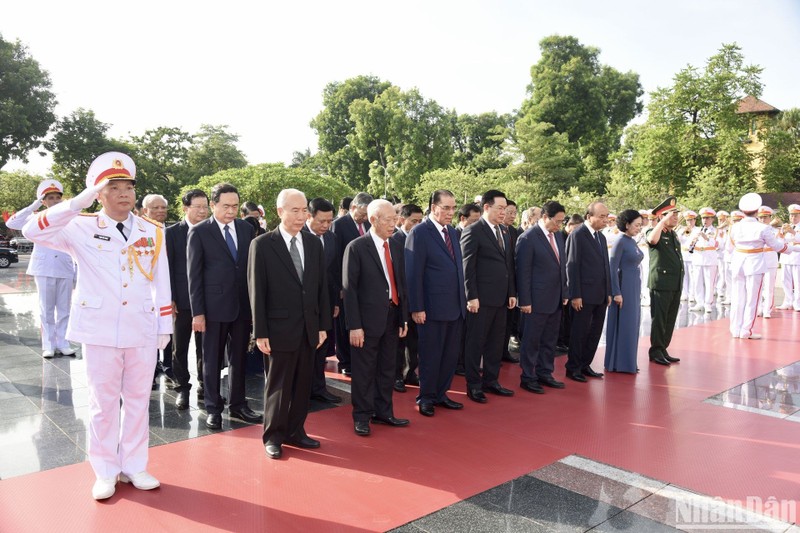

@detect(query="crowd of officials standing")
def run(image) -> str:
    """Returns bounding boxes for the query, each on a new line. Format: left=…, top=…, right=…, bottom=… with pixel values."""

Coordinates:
left=10, top=151, right=799, bottom=500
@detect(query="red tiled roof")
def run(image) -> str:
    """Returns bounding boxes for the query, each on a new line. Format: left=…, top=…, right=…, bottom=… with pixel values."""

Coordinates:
left=736, top=95, right=780, bottom=114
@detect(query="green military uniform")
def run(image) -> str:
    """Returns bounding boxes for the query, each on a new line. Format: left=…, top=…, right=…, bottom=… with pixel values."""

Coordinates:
left=646, top=226, right=684, bottom=360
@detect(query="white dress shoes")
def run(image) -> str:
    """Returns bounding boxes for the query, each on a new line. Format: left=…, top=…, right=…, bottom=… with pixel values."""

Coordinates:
left=92, top=477, right=117, bottom=500
left=119, top=471, right=160, bottom=490
left=42, top=350, right=54, bottom=359
left=57, top=346, right=77, bottom=356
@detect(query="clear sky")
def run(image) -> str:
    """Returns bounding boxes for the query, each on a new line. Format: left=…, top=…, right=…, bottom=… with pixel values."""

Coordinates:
left=3, top=0, right=799, bottom=176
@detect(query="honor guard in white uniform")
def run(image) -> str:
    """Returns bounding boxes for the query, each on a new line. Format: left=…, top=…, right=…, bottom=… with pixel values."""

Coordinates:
left=777, top=204, right=800, bottom=311
left=678, top=211, right=699, bottom=301
left=726, top=193, right=798, bottom=339
left=715, top=210, right=730, bottom=304
left=756, top=206, right=779, bottom=318
left=689, top=207, right=718, bottom=313
left=6, top=180, right=76, bottom=358
left=22, top=152, right=172, bottom=501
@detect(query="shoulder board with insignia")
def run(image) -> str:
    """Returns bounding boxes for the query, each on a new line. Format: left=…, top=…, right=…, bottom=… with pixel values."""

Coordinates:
left=78, top=213, right=99, bottom=217
left=139, top=215, right=163, bottom=228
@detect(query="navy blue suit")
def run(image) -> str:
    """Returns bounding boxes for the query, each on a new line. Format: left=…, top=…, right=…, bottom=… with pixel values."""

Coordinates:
left=565, top=224, right=611, bottom=375
left=391, top=229, right=418, bottom=382
left=516, top=224, right=567, bottom=383
left=405, top=218, right=466, bottom=405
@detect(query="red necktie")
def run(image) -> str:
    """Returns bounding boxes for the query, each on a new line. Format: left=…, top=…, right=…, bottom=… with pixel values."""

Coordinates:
left=358, top=223, right=365, bottom=236
left=549, top=232, right=559, bottom=262
left=383, top=241, right=399, bottom=305
left=442, top=227, right=455, bottom=260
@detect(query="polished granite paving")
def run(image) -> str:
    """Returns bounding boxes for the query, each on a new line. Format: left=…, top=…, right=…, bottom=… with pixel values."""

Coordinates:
left=706, top=360, right=800, bottom=421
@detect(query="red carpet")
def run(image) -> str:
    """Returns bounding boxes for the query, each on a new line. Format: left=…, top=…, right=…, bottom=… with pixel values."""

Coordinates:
left=1, top=311, right=799, bottom=531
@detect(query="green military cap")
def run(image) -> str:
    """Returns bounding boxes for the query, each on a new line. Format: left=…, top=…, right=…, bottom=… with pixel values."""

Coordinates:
left=652, top=196, right=678, bottom=217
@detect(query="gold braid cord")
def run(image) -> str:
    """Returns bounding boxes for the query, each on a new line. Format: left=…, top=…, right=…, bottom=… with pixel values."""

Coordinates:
left=127, top=225, right=164, bottom=281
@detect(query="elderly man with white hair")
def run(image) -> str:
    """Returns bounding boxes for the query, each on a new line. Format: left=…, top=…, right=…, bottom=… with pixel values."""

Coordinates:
left=141, top=194, right=169, bottom=224
left=248, top=188, right=331, bottom=459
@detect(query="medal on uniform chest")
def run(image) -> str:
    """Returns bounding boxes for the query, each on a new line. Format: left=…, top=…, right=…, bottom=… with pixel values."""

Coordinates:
left=126, top=227, right=163, bottom=281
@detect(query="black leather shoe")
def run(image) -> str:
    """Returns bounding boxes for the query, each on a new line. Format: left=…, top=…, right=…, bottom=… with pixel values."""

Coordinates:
left=340, top=367, right=352, bottom=377
left=502, top=353, right=520, bottom=363
left=663, top=352, right=681, bottom=363
left=419, top=403, right=435, bottom=417
left=566, top=372, right=587, bottom=383
left=540, top=377, right=565, bottom=389
left=175, top=391, right=189, bottom=410
left=393, top=379, right=407, bottom=393
left=583, top=368, right=604, bottom=378
left=354, top=420, right=371, bottom=436
left=454, top=366, right=466, bottom=376
left=404, top=374, right=420, bottom=386
left=483, top=383, right=515, bottom=396
left=287, top=435, right=320, bottom=448
left=371, top=416, right=410, bottom=427
left=520, top=381, right=545, bottom=394
left=206, top=413, right=222, bottom=429
left=265, top=443, right=282, bottom=459
left=467, top=388, right=488, bottom=403
left=555, top=344, right=569, bottom=353
left=436, top=397, right=464, bottom=410
left=649, top=355, right=671, bottom=366
left=311, top=390, right=342, bottom=403
left=229, top=406, right=263, bottom=424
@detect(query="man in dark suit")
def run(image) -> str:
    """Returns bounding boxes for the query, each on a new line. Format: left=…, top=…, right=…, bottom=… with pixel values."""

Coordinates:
left=461, top=190, right=517, bottom=403
left=390, top=203, right=423, bottom=392
left=302, top=197, right=342, bottom=403
left=331, top=192, right=373, bottom=376
left=405, top=190, right=466, bottom=417
left=188, top=183, right=262, bottom=429
left=165, top=189, right=208, bottom=409
left=343, top=199, right=410, bottom=436
left=565, top=201, right=612, bottom=382
left=248, top=188, right=331, bottom=459
left=502, top=199, right=522, bottom=364
left=516, top=201, right=568, bottom=394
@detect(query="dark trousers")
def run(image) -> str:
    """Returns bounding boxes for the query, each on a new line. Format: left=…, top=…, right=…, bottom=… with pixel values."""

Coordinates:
left=416, top=318, right=463, bottom=404
left=464, top=305, right=507, bottom=389
left=520, top=307, right=562, bottom=383
left=334, top=310, right=351, bottom=369
left=557, top=302, right=571, bottom=348
left=395, top=320, right=418, bottom=381
left=311, top=329, right=334, bottom=396
left=502, top=307, right=520, bottom=358
left=649, top=289, right=681, bottom=358
left=202, top=317, right=249, bottom=415
left=262, top=336, right=314, bottom=446
left=351, top=306, right=399, bottom=422
left=565, top=302, right=606, bottom=374
left=171, top=308, right=203, bottom=392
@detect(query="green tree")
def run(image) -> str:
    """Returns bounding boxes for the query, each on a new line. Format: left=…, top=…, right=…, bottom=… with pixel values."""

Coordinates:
left=185, top=124, right=247, bottom=181
left=186, top=163, right=352, bottom=229
left=761, top=108, right=800, bottom=193
left=0, top=35, right=57, bottom=168
left=0, top=169, right=42, bottom=214
left=451, top=112, right=513, bottom=173
left=310, top=75, right=392, bottom=190
left=45, top=108, right=130, bottom=195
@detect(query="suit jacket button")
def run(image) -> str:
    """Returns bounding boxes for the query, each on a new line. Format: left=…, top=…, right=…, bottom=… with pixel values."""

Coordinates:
left=121, top=249, right=126, bottom=255
left=121, top=266, right=126, bottom=271
left=123, top=283, right=128, bottom=288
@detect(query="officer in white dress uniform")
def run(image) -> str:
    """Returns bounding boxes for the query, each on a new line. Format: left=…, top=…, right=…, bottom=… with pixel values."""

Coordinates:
left=726, top=193, right=798, bottom=339
left=777, top=204, right=800, bottom=311
left=6, top=180, right=76, bottom=358
left=715, top=210, right=730, bottom=304
left=22, top=152, right=172, bottom=501
left=689, top=207, right=719, bottom=313
left=756, top=206, right=779, bottom=318
left=678, top=211, right=699, bottom=301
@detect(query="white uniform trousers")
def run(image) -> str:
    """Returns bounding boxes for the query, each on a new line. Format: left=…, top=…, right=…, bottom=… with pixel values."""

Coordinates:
left=760, top=267, right=778, bottom=317
left=692, top=265, right=718, bottom=308
left=716, top=257, right=728, bottom=301
left=729, top=272, right=763, bottom=338
left=34, top=276, right=72, bottom=352
left=681, top=260, right=693, bottom=300
left=779, top=264, right=800, bottom=310
left=83, top=344, right=156, bottom=480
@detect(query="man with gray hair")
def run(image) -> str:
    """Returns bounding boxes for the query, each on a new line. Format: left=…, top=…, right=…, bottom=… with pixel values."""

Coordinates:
left=248, top=188, right=331, bottom=459
left=142, top=194, right=169, bottom=224
left=331, top=192, right=374, bottom=376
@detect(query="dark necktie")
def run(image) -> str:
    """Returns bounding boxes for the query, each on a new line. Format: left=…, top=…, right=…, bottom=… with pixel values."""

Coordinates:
left=116, top=222, right=127, bottom=241
left=290, top=236, right=304, bottom=280
left=494, top=225, right=505, bottom=254
left=224, top=225, right=237, bottom=261
left=383, top=241, right=399, bottom=306
left=594, top=230, right=603, bottom=253
left=442, top=227, right=455, bottom=260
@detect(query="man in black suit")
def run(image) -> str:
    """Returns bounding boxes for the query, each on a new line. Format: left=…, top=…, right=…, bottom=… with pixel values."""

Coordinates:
left=248, top=188, right=331, bottom=459
left=302, top=198, right=342, bottom=404
left=331, top=192, right=373, bottom=376
left=188, top=183, right=262, bottom=429
left=460, top=190, right=517, bottom=403
left=565, top=201, right=612, bottom=382
left=165, top=189, right=208, bottom=409
left=405, top=190, right=467, bottom=417
left=502, top=199, right=522, bottom=364
left=390, top=203, right=423, bottom=392
left=343, top=199, right=410, bottom=436
left=516, top=201, right=568, bottom=394
left=241, top=201, right=266, bottom=236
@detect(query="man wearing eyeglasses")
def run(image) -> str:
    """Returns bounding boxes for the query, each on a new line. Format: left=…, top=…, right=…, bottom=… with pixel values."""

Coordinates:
left=165, top=189, right=209, bottom=409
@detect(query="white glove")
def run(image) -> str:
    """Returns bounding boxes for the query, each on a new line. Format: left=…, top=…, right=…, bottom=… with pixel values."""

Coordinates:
left=29, top=199, right=43, bottom=211
left=157, top=334, right=170, bottom=350
left=70, top=181, right=107, bottom=211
